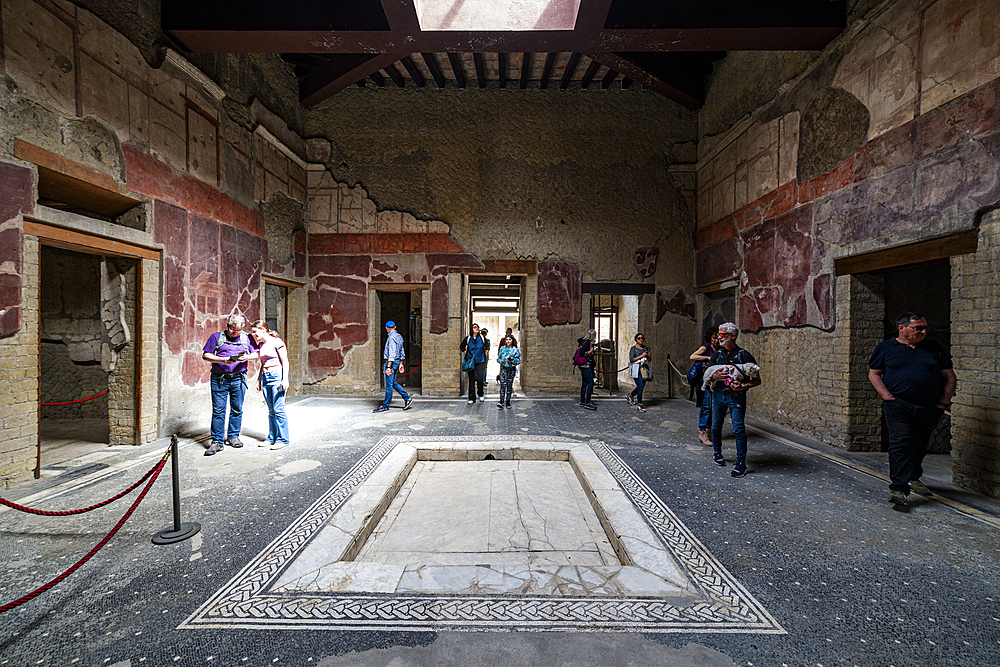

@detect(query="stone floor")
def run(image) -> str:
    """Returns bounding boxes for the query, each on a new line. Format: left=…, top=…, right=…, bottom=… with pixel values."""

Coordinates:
left=2, top=393, right=1000, bottom=666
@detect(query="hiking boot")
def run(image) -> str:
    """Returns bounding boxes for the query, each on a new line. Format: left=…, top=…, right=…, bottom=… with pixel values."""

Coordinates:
left=226, top=437, right=243, bottom=448
left=713, top=452, right=725, bottom=467
left=731, top=461, right=747, bottom=478
left=403, top=396, right=414, bottom=410
left=373, top=404, right=389, bottom=413
left=909, top=479, right=931, bottom=495
left=204, top=440, right=224, bottom=456
left=626, top=395, right=636, bottom=406
left=888, top=490, right=908, bottom=507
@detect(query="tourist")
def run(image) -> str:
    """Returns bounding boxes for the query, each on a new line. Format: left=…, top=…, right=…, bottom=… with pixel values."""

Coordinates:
left=709, top=322, right=761, bottom=477
left=201, top=313, right=258, bottom=456
left=626, top=333, right=650, bottom=413
left=496, top=334, right=520, bottom=409
left=868, top=312, right=956, bottom=507
left=576, top=329, right=598, bottom=410
left=690, top=329, right=721, bottom=445
left=460, top=323, right=488, bottom=403
left=373, top=321, right=413, bottom=413
left=249, top=320, right=291, bottom=450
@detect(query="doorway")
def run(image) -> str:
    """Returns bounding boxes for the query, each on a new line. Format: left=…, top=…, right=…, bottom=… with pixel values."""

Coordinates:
left=378, top=290, right=422, bottom=389
left=468, top=275, right=523, bottom=397
left=38, top=245, right=138, bottom=469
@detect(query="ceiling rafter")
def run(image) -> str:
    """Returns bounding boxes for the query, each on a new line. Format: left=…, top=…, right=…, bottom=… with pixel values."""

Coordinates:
left=164, top=0, right=846, bottom=107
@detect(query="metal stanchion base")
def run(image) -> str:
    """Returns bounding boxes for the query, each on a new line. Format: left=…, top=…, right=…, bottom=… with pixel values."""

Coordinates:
left=152, top=522, right=201, bottom=545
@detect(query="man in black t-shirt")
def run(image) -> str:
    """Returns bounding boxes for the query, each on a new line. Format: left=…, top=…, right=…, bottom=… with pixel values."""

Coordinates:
left=868, top=312, right=956, bottom=508
left=709, top=322, right=761, bottom=478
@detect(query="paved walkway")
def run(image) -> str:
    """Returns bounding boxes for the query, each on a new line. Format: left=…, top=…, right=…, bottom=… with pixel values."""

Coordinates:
left=2, top=394, right=999, bottom=666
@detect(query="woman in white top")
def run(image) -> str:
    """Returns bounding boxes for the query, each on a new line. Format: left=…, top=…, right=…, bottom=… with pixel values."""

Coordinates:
left=250, top=320, right=290, bottom=450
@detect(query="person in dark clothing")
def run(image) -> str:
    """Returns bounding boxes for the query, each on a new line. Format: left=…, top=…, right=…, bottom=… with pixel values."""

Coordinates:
left=868, top=312, right=956, bottom=507
left=460, top=323, right=488, bottom=404
left=576, top=329, right=598, bottom=410
left=709, top=322, right=761, bottom=478
left=626, top=333, right=650, bottom=412
left=690, top=329, right=721, bottom=445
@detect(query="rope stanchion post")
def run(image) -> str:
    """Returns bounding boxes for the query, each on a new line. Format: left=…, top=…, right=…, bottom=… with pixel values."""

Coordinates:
left=152, top=435, right=201, bottom=545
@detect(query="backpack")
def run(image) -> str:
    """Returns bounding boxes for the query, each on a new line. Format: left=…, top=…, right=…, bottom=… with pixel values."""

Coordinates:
left=215, top=331, right=251, bottom=357
left=572, top=343, right=588, bottom=366
left=686, top=361, right=704, bottom=387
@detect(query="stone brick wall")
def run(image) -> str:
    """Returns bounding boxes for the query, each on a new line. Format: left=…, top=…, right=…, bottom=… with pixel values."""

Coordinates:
left=0, top=236, right=38, bottom=489
left=951, top=210, right=1000, bottom=495
left=39, top=343, right=107, bottom=419
left=420, top=274, right=464, bottom=397
left=137, top=257, right=159, bottom=443
left=107, top=259, right=136, bottom=445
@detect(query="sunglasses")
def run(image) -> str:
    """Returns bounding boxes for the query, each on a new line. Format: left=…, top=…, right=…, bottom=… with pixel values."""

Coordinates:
left=906, top=325, right=928, bottom=331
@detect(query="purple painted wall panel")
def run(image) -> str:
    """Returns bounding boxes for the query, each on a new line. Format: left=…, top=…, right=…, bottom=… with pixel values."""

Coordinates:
left=0, top=161, right=34, bottom=337
left=536, top=261, right=581, bottom=326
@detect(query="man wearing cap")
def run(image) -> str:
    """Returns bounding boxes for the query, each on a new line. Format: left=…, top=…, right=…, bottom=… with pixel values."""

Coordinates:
left=374, top=320, right=413, bottom=413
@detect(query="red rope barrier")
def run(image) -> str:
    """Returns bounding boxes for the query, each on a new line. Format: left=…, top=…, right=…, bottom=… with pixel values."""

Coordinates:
left=0, top=444, right=172, bottom=515
left=396, top=364, right=421, bottom=378
left=40, top=390, right=109, bottom=406
left=0, top=451, right=170, bottom=614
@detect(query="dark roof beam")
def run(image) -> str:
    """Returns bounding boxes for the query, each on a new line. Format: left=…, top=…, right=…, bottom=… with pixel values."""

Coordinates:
left=519, top=52, right=532, bottom=89
left=421, top=52, right=447, bottom=88
left=498, top=52, right=507, bottom=89
left=299, top=52, right=406, bottom=106
left=369, top=70, right=386, bottom=87
left=400, top=55, right=426, bottom=86
left=447, top=53, right=467, bottom=88
left=580, top=59, right=601, bottom=89
left=473, top=52, right=487, bottom=89
left=384, top=62, right=406, bottom=87
left=560, top=52, right=581, bottom=90
left=600, top=68, right=618, bottom=89
left=540, top=53, right=556, bottom=90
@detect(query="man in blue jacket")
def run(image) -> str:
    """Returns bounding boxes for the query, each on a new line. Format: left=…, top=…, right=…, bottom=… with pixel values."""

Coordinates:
left=374, top=321, right=413, bottom=413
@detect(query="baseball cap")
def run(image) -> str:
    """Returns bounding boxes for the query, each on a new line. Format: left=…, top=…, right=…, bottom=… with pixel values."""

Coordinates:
left=385, top=321, right=395, bottom=328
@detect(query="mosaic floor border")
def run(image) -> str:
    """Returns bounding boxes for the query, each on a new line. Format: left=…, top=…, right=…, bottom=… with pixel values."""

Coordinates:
left=179, top=435, right=784, bottom=633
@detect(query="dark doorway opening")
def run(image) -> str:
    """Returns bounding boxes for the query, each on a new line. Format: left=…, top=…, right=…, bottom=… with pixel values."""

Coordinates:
left=880, top=261, right=952, bottom=455
left=378, top=291, right=421, bottom=389
left=38, top=245, right=138, bottom=471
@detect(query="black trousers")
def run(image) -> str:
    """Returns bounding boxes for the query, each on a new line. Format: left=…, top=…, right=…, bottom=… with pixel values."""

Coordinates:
left=883, top=398, right=944, bottom=493
left=467, top=361, right=487, bottom=400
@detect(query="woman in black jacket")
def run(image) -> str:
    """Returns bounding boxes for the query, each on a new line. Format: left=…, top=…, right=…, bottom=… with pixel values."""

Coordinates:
left=576, top=329, right=598, bottom=410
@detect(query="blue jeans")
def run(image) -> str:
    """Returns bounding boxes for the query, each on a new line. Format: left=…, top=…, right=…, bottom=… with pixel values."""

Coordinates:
left=712, top=389, right=747, bottom=462
left=580, top=366, right=595, bottom=404
left=698, top=389, right=713, bottom=430
left=383, top=361, right=410, bottom=407
left=211, top=372, right=246, bottom=443
left=629, top=375, right=646, bottom=405
left=261, top=370, right=289, bottom=444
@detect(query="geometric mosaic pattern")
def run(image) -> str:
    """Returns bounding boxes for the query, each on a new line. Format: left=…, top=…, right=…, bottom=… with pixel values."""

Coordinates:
left=179, top=435, right=784, bottom=633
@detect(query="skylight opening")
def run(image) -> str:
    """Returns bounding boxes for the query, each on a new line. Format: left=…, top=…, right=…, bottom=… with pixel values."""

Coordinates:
left=417, top=0, right=581, bottom=31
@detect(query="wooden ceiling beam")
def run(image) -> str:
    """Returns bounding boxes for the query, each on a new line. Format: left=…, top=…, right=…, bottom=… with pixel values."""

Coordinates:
left=581, top=59, right=601, bottom=89
left=600, top=68, right=618, bottom=89
left=421, top=52, right=447, bottom=88
left=473, top=52, right=487, bottom=89
left=448, top=53, right=467, bottom=88
left=384, top=62, right=406, bottom=87
left=560, top=52, right=581, bottom=90
left=539, top=52, right=556, bottom=90
left=400, top=55, right=426, bottom=86
left=299, top=52, right=406, bottom=106
left=519, top=52, right=531, bottom=89
left=498, top=52, right=507, bottom=89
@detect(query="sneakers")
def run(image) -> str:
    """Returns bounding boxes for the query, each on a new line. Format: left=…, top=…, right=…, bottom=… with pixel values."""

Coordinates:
left=713, top=452, right=725, bottom=467
left=468, top=399, right=475, bottom=404
left=260, top=441, right=272, bottom=448
left=626, top=395, right=636, bottom=406
left=584, top=403, right=597, bottom=410
left=889, top=490, right=908, bottom=506
left=373, top=404, right=389, bottom=413
left=505, top=402, right=512, bottom=409
left=270, top=441, right=288, bottom=450
left=226, top=437, right=243, bottom=448
left=909, top=479, right=931, bottom=495
left=403, top=396, right=414, bottom=410
left=637, top=405, right=646, bottom=413
left=204, top=440, right=224, bottom=456
left=497, top=402, right=504, bottom=408
left=478, top=395, right=485, bottom=402
left=731, top=461, right=747, bottom=478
